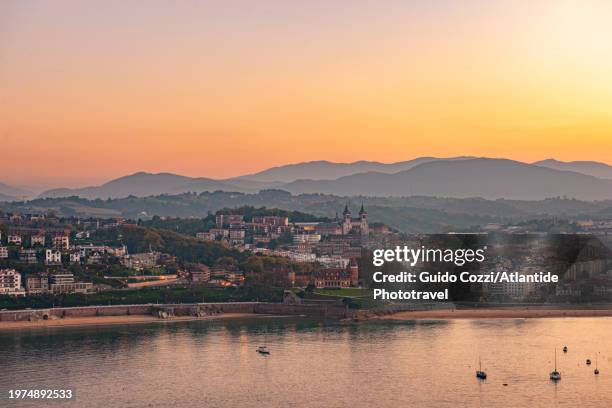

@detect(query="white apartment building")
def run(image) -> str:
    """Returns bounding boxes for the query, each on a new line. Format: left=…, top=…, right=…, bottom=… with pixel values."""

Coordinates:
left=8, top=235, right=22, bottom=245
left=196, top=232, right=216, bottom=241
left=52, top=235, right=70, bottom=250
left=229, top=229, right=246, bottom=244
left=0, top=269, right=25, bottom=295
left=45, top=249, right=62, bottom=265
left=121, top=252, right=160, bottom=270
left=292, top=233, right=321, bottom=244
left=77, top=244, right=127, bottom=258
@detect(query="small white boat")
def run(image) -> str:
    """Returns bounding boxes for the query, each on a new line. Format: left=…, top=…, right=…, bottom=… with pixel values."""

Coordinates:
left=563, top=346, right=568, bottom=353
left=476, top=357, right=487, bottom=380
left=550, top=349, right=561, bottom=381
left=257, top=346, right=270, bottom=355
left=586, top=359, right=592, bottom=365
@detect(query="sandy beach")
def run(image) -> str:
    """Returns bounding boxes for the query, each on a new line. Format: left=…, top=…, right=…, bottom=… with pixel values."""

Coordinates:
left=0, top=312, right=265, bottom=331
left=3, top=308, right=612, bottom=330
left=372, top=308, right=612, bottom=320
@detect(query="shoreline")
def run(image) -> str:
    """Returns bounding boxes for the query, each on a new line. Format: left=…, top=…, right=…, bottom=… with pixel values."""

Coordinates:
left=370, top=307, right=612, bottom=321
left=0, top=313, right=278, bottom=331
left=3, top=307, right=612, bottom=330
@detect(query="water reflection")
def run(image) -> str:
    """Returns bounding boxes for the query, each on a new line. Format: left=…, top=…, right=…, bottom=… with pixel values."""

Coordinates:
left=1, top=317, right=611, bottom=408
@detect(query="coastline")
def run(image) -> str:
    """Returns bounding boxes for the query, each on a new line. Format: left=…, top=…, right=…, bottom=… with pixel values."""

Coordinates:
left=0, top=312, right=274, bottom=331
left=370, top=307, right=612, bottom=321
left=3, top=307, right=612, bottom=331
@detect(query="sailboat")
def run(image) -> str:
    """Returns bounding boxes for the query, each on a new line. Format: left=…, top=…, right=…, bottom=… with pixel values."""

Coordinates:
left=476, top=357, right=487, bottom=380
left=257, top=345, right=270, bottom=355
left=594, top=354, right=600, bottom=375
left=550, top=349, right=561, bottom=381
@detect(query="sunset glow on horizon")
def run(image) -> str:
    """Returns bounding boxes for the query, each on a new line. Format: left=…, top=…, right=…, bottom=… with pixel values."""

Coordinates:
left=2, top=0, right=612, bottom=187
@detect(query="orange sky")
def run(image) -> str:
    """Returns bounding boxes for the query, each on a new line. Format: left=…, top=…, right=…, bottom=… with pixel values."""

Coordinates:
left=1, top=0, right=612, bottom=187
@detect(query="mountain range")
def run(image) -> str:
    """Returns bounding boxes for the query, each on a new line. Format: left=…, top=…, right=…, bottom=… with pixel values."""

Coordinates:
left=0, top=182, right=33, bottom=201
left=280, top=158, right=612, bottom=199
left=37, top=173, right=261, bottom=200
left=2, top=157, right=612, bottom=201
left=533, top=159, right=612, bottom=179
left=236, top=156, right=474, bottom=182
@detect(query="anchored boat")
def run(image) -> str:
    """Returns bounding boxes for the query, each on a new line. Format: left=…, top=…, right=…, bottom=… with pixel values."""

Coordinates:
left=476, top=357, right=487, bottom=380
left=550, top=349, right=561, bottom=381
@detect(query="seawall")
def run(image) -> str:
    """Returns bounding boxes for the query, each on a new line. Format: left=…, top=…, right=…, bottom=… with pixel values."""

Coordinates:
left=0, top=302, right=349, bottom=322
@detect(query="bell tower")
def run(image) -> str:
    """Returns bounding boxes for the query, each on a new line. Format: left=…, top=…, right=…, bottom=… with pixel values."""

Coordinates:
left=359, top=203, right=368, bottom=244
left=342, top=204, right=352, bottom=235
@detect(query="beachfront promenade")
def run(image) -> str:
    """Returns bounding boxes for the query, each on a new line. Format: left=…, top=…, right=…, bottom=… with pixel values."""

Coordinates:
left=0, top=301, right=350, bottom=322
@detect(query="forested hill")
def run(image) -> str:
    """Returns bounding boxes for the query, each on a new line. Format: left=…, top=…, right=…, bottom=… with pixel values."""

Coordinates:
left=3, top=190, right=612, bottom=233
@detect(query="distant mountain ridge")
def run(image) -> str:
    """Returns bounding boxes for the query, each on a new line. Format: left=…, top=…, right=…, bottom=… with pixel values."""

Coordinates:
left=0, top=192, right=18, bottom=202
left=39, top=172, right=263, bottom=199
left=4, top=156, right=612, bottom=201
left=35, top=156, right=473, bottom=199
left=0, top=182, right=33, bottom=201
left=533, top=159, right=612, bottom=180
left=238, top=156, right=474, bottom=182
left=281, top=158, right=612, bottom=200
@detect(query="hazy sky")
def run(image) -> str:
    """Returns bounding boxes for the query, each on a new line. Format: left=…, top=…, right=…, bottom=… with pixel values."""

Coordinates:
left=2, top=0, right=612, bottom=187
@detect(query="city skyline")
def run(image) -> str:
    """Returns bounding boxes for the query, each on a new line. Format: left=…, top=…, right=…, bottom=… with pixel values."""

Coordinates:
left=2, top=0, right=612, bottom=186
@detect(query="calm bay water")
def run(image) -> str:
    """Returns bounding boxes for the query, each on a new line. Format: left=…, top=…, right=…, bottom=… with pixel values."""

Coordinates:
left=1, top=316, right=612, bottom=408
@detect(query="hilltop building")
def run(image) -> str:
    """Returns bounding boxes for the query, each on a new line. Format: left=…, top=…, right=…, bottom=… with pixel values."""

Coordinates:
left=341, top=203, right=369, bottom=238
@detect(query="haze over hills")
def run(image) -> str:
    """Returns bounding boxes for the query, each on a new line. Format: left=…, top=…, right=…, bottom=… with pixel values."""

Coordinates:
left=34, top=157, right=471, bottom=199
left=533, top=159, right=612, bottom=180
left=237, top=156, right=474, bottom=182
left=3, top=191, right=612, bottom=233
left=0, top=192, right=18, bottom=202
left=281, top=158, right=612, bottom=200
left=39, top=172, right=263, bottom=199
left=3, top=156, right=612, bottom=202
left=0, top=182, right=33, bottom=201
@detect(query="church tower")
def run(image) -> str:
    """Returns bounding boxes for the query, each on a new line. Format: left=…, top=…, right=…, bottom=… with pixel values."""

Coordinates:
left=342, top=204, right=352, bottom=235
left=359, top=203, right=368, bottom=244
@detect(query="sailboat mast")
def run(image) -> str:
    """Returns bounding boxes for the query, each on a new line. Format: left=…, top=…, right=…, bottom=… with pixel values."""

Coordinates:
left=554, top=349, right=557, bottom=371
